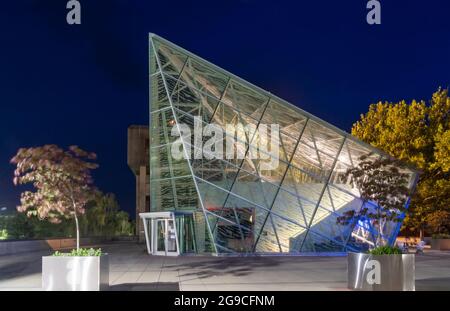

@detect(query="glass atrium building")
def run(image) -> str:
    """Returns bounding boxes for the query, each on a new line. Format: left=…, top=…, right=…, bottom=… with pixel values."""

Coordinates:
left=141, top=33, right=418, bottom=256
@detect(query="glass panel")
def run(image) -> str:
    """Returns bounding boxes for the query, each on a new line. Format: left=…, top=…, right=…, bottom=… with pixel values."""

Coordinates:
left=153, top=39, right=188, bottom=79
left=291, top=141, right=337, bottom=181
left=222, top=80, right=268, bottom=121
left=210, top=102, right=259, bottom=163
left=150, top=144, right=191, bottom=180
left=329, top=139, right=380, bottom=195
left=230, top=167, right=279, bottom=209
left=382, top=220, right=399, bottom=245
left=146, top=219, right=152, bottom=252
left=170, top=157, right=191, bottom=179
left=343, top=139, right=376, bottom=167
left=301, top=230, right=345, bottom=252
left=249, top=126, right=296, bottom=166
left=245, top=145, right=289, bottom=187
left=190, top=144, right=238, bottom=190
left=279, top=132, right=298, bottom=162
left=270, top=188, right=314, bottom=227
left=269, top=213, right=307, bottom=252
left=173, top=176, right=198, bottom=210
left=156, top=220, right=166, bottom=252
left=171, top=108, right=196, bottom=148
left=173, top=107, right=251, bottom=165
left=179, top=58, right=229, bottom=100
left=192, top=211, right=215, bottom=253
left=150, top=73, right=171, bottom=112
left=151, top=179, right=176, bottom=211
left=149, top=37, right=158, bottom=76
left=212, top=101, right=259, bottom=138
left=309, top=207, right=348, bottom=245
left=150, top=108, right=177, bottom=146
left=150, top=145, right=172, bottom=180
left=207, top=213, right=251, bottom=253
left=346, top=215, right=376, bottom=251
left=224, top=192, right=269, bottom=238
left=299, top=230, right=315, bottom=252
left=196, top=177, right=229, bottom=211
left=177, top=214, right=196, bottom=253
left=319, top=185, right=363, bottom=214
left=207, top=204, right=240, bottom=228
left=329, top=155, right=357, bottom=195
left=167, top=220, right=177, bottom=252
left=165, top=74, right=220, bottom=122
left=197, top=177, right=251, bottom=243
left=260, top=100, right=308, bottom=139
left=299, top=119, right=344, bottom=159
left=254, top=214, right=282, bottom=253
left=281, top=165, right=325, bottom=208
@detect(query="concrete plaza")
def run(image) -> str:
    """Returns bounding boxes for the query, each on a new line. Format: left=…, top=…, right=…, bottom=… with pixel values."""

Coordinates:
left=1, top=241, right=449, bottom=291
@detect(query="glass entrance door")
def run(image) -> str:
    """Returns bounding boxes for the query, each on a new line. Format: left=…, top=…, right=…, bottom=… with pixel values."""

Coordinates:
left=167, top=220, right=177, bottom=252
left=155, top=219, right=166, bottom=255
left=152, top=218, right=179, bottom=256
left=176, top=214, right=196, bottom=254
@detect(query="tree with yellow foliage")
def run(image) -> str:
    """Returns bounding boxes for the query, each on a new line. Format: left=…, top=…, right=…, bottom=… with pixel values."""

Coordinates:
left=352, top=88, right=450, bottom=238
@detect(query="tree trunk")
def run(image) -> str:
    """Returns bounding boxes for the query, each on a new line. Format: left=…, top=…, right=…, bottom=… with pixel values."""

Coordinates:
left=376, top=217, right=384, bottom=248
left=74, top=212, right=80, bottom=250
left=419, top=228, right=424, bottom=240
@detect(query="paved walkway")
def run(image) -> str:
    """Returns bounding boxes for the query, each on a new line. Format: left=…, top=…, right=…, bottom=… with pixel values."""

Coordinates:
left=1, top=241, right=449, bottom=291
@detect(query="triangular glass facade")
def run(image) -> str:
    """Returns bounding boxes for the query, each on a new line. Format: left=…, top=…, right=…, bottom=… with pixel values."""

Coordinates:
left=148, top=33, right=419, bottom=254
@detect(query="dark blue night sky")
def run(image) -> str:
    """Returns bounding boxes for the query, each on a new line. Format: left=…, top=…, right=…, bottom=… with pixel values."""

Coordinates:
left=1, top=0, right=449, bottom=218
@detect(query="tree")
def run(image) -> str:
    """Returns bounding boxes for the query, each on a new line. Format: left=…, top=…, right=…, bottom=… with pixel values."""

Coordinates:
left=351, top=88, right=450, bottom=237
left=337, top=155, right=410, bottom=247
left=425, top=210, right=450, bottom=235
left=0, top=212, right=74, bottom=240
left=11, top=145, right=98, bottom=250
left=81, top=192, right=133, bottom=237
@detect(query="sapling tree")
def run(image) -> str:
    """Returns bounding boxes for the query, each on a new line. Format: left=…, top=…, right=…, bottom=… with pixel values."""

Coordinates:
left=337, top=155, right=411, bottom=248
left=11, top=145, right=98, bottom=250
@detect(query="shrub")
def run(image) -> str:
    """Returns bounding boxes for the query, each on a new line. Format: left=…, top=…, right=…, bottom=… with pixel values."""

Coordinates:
left=368, top=245, right=403, bottom=255
left=0, top=229, right=8, bottom=240
left=52, top=248, right=102, bottom=257
left=432, top=233, right=450, bottom=239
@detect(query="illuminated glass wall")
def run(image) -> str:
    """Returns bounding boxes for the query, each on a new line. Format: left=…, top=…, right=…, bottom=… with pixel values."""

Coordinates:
left=148, top=33, right=419, bottom=254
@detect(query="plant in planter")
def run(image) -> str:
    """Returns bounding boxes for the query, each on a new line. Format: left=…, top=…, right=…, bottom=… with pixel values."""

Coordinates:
left=338, top=155, right=416, bottom=291
left=53, top=247, right=103, bottom=257
left=11, top=145, right=108, bottom=291
left=42, top=248, right=109, bottom=291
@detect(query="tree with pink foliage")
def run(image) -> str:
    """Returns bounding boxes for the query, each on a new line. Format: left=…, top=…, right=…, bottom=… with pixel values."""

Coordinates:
left=11, top=145, right=98, bottom=250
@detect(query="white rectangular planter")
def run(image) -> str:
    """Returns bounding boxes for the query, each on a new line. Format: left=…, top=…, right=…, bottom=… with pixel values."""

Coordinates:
left=347, top=252, right=415, bottom=291
left=42, top=255, right=109, bottom=291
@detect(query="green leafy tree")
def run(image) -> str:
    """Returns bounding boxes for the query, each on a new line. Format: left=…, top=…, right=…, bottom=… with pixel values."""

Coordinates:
left=1, top=211, right=75, bottom=240
left=352, top=88, right=450, bottom=237
left=337, top=156, right=410, bottom=247
left=81, top=192, right=133, bottom=237
left=11, top=145, right=98, bottom=249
